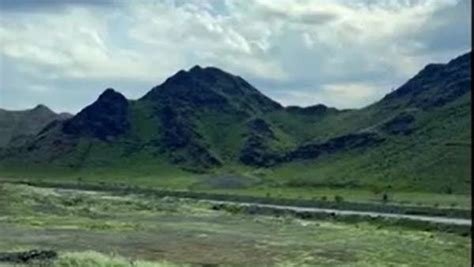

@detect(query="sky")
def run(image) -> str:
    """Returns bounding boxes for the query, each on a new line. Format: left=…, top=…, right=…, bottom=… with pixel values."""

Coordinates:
left=0, top=0, right=471, bottom=113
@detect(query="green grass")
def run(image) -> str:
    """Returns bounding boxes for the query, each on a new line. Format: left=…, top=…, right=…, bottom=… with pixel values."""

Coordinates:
left=0, top=165, right=470, bottom=209
left=0, top=184, right=471, bottom=267
left=263, top=93, right=471, bottom=194
left=202, top=187, right=471, bottom=209
left=0, top=152, right=199, bottom=190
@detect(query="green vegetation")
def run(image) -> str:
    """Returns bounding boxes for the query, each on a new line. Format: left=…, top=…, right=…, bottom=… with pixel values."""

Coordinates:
left=0, top=184, right=471, bottom=267
left=0, top=52, right=471, bottom=198
left=0, top=171, right=470, bottom=210
left=54, top=251, right=187, bottom=267
left=265, top=95, right=471, bottom=194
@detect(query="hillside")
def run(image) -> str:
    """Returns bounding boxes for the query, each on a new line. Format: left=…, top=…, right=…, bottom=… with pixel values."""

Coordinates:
left=0, top=105, right=72, bottom=147
left=266, top=52, right=471, bottom=193
left=0, top=52, right=470, bottom=194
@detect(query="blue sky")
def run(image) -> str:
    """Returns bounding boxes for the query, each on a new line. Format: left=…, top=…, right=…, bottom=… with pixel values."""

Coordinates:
left=0, top=0, right=471, bottom=113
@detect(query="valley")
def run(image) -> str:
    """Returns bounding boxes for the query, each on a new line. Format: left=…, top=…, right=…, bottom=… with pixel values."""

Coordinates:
left=0, top=52, right=471, bottom=266
left=0, top=0, right=471, bottom=266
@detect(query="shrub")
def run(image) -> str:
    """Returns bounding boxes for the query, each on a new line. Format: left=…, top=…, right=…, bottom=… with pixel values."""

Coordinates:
left=444, top=186, right=453, bottom=194
left=334, top=195, right=344, bottom=203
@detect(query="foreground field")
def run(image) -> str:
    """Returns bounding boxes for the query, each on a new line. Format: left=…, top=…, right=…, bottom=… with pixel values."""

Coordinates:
left=0, top=183, right=471, bottom=266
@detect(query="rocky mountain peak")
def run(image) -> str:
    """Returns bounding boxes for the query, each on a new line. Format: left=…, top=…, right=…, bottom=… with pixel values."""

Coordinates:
left=97, top=88, right=127, bottom=102
left=380, top=51, right=471, bottom=109
left=142, top=66, right=282, bottom=114
left=62, top=88, right=130, bottom=140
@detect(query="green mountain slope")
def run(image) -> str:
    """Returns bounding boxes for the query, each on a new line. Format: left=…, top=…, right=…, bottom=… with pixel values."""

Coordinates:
left=0, top=52, right=470, bottom=194
left=266, top=52, right=471, bottom=193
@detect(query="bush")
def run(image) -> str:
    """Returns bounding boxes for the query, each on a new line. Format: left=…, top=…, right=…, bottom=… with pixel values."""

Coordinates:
left=334, top=195, right=344, bottom=203
left=444, top=186, right=453, bottom=194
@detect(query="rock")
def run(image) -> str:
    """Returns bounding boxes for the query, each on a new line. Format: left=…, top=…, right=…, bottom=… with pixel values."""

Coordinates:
left=381, top=52, right=471, bottom=109
left=239, top=135, right=280, bottom=166
left=158, top=105, right=195, bottom=149
left=0, top=250, right=57, bottom=263
left=285, top=104, right=338, bottom=116
left=142, top=66, right=282, bottom=114
left=382, top=113, right=416, bottom=135
left=247, top=118, right=275, bottom=139
left=239, top=119, right=282, bottom=166
left=62, top=88, right=130, bottom=141
left=288, top=132, right=385, bottom=160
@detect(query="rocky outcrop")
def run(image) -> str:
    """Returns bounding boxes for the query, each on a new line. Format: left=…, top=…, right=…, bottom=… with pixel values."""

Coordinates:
left=287, top=132, right=385, bottom=161
left=239, top=118, right=282, bottom=166
left=381, top=113, right=416, bottom=135
left=62, top=88, right=130, bottom=141
left=381, top=52, right=471, bottom=109
left=0, top=250, right=57, bottom=263
left=239, top=134, right=282, bottom=166
left=247, top=118, right=275, bottom=139
left=156, top=105, right=221, bottom=169
left=142, top=66, right=282, bottom=114
left=286, top=104, right=338, bottom=116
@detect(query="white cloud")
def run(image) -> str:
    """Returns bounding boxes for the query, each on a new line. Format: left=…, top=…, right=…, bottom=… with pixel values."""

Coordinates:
left=0, top=7, right=166, bottom=82
left=273, top=82, right=387, bottom=109
left=126, top=0, right=287, bottom=80
left=0, top=0, right=470, bottom=112
left=27, top=84, right=51, bottom=92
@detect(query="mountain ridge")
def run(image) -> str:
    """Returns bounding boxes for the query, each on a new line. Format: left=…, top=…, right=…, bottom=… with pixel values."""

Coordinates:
left=0, top=51, right=470, bottom=193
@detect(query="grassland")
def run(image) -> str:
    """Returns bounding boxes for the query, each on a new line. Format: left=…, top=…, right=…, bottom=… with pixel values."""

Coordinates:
left=0, top=183, right=470, bottom=266
left=0, top=168, right=470, bottom=210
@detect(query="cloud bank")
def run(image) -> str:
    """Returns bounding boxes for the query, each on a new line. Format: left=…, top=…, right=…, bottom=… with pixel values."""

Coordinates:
left=0, top=0, right=471, bottom=112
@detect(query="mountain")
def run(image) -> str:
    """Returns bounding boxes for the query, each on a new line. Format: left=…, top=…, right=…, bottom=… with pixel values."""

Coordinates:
left=264, top=51, right=471, bottom=193
left=62, top=88, right=130, bottom=141
left=0, top=52, right=470, bottom=193
left=138, top=66, right=284, bottom=168
left=0, top=66, right=285, bottom=172
left=380, top=52, right=470, bottom=109
left=142, top=65, right=282, bottom=114
left=0, top=105, right=72, bottom=148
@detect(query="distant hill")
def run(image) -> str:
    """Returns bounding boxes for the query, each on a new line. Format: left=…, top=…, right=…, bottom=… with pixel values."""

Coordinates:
left=0, top=105, right=72, bottom=147
left=0, top=52, right=470, bottom=193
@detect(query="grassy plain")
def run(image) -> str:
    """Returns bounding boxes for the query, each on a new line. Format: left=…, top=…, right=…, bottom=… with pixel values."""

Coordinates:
left=0, top=167, right=470, bottom=209
left=0, top=183, right=470, bottom=266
